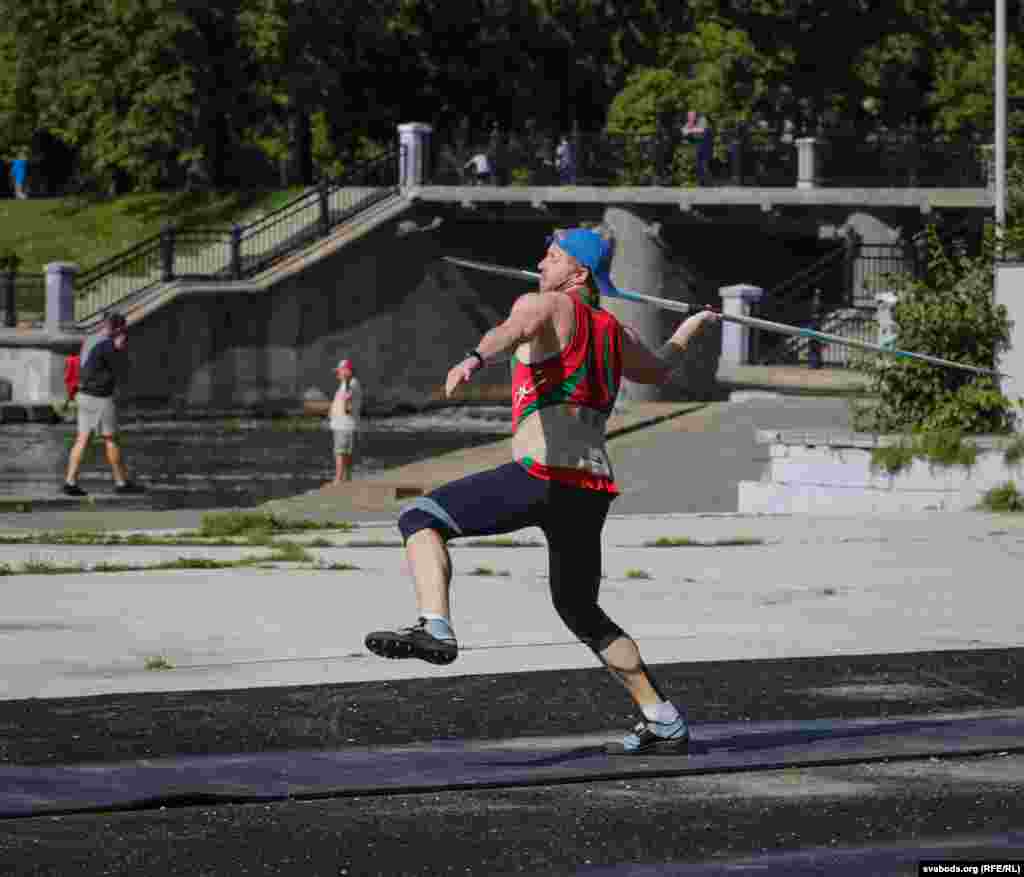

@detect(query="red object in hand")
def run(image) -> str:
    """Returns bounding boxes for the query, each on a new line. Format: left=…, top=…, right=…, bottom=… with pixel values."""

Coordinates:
left=63, top=354, right=80, bottom=401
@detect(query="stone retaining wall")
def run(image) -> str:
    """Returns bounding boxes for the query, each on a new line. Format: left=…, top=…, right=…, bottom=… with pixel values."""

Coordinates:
left=740, top=429, right=1023, bottom=513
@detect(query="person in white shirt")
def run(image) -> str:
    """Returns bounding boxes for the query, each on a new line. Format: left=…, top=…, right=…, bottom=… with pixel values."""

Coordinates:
left=329, top=359, right=362, bottom=483
left=463, top=152, right=492, bottom=185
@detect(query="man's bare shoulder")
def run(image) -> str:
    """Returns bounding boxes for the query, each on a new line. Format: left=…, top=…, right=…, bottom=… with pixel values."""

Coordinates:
left=512, top=290, right=565, bottom=310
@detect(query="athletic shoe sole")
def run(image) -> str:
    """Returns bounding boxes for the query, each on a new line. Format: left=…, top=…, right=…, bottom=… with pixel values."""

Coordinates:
left=613, top=720, right=691, bottom=756
left=608, top=734, right=690, bottom=756
left=364, top=630, right=458, bottom=666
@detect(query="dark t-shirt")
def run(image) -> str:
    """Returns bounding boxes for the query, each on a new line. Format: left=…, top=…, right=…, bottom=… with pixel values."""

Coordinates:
left=78, top=334, right=122, bottom=398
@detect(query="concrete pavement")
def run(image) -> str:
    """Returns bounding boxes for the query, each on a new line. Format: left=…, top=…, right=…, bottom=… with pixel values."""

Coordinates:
left=0, top=509, right=1022, bottom=701
left=2, top=386, right=1023, bottom=875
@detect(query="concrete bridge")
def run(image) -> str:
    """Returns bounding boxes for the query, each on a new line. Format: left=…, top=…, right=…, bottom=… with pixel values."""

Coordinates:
left=0, top=167, right=997, bottom=414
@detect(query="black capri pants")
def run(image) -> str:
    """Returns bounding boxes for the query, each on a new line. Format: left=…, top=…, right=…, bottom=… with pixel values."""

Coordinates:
left=398, top=461, right=626, bottom=654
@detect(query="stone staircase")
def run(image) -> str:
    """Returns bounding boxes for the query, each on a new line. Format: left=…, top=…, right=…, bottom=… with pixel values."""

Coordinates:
left=75, top=189, right=411, bottom=331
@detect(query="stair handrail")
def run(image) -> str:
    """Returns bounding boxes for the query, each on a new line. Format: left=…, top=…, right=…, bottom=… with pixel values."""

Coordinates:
left=75, top=148, right=398, bottom=314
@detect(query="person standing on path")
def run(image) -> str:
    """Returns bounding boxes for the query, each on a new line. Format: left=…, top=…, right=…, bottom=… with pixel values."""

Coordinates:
left=365, top=227, right=720, bottom=753
left=62, top=312, right=144, bottom=497
left=329, top=358, right=362, bottom=484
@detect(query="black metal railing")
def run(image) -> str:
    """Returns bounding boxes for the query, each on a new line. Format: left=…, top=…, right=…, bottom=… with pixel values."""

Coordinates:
left=751, top=242, right=854, bottom=365
left=764, top=307, right=879, bottom=368
left=816, top=128, right=987, bottom=187
left=430, top=123, right=990, bottom=189
left=0, top=272, right=46, bottom=327
left=853, top=241, right=918, bottom=305
left=75, top=148, right=399, bottom=322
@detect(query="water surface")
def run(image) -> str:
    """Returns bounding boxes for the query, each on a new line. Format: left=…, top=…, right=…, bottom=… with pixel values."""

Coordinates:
left=0, top=408, right=513, bottom=510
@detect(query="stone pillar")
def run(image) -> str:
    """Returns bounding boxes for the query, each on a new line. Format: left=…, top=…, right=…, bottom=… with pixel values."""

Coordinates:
left=875, top=291, right=899, bottom=350
left=719, top=284, right=763, bottom=366
left=398, top=122, right=433, bottom=187
left=45, top=262, right=78, bottom=334
left=601, top=207, right=668, bottom=402
left=995, top=263, right=1024, bottom=431
left=796, top=137, right=818, bottom=189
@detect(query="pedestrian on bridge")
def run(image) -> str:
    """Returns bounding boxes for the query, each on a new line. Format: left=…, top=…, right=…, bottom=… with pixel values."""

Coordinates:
left=10, top=155, right=28, bottom=199
left=63, top=312, right=145, bottom=497
left=463, top=151, right=493, bottom=185
left=365, top=227, right=720, bottom=754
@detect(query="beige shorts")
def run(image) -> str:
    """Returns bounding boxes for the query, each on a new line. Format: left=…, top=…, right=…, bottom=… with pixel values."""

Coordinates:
left=77, top=393, right=118, bottom=436
left=333, top=429, right=356, bottom=456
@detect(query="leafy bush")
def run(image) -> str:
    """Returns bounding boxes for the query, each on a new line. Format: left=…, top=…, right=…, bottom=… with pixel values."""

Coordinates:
left=869, top=429, right=978, bottom=475
left=852, top=226, right=1020, bottom=435
left=978, top=482, right=1024, bottom=513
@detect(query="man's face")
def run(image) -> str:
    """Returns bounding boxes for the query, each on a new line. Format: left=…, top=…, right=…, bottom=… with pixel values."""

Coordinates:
left=537, top=242, right=585, bottom=293
left=337, top=366, right=353, bottom=381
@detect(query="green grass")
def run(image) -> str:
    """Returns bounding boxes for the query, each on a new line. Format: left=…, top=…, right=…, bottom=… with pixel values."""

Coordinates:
left=978, top=482, right=1024, bottom=513
left=0, top=187, right=306, bottom=311
left=144, top=656, right=174, bottom=671
left=269, top=541, right=314, bottom=563
left=21, top=558, right=85, bottom=575
left=643, top=536, right=765, bottom=547
left=463, top=538, right=543, bottom=548
left=198, top=511, right=354, bottom=539
left=0, top=551, right=277, bottom=576
left=344, top=539, right=405, bottom=548
left=1005, top=436, right=1024, bottom=468
left=870, top=430, right=979, bottom=476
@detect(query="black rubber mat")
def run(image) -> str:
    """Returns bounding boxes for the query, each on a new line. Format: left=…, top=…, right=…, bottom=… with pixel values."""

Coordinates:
left=4, top=709, right=1022, bottom=819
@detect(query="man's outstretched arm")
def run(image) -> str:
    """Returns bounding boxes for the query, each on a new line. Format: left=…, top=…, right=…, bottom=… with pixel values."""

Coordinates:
left=445, top=293, right=561, bottom=397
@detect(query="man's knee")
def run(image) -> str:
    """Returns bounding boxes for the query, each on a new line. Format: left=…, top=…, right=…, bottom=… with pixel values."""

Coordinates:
left=551, top=596, right=624, bottom=654
left=398, top=497, right=460, bottom=543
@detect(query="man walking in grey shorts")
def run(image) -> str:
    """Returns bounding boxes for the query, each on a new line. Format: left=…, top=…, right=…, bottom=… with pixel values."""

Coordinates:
left=63, top=312, right=144, bottom=497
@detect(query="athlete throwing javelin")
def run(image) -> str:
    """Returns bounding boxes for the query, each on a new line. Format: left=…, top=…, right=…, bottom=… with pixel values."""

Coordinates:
left=365, top=227, right=719, bottom=753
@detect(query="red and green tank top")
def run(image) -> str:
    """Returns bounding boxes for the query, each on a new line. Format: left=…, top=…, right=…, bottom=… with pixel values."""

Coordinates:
left=511, top=294, right=624, bottom=493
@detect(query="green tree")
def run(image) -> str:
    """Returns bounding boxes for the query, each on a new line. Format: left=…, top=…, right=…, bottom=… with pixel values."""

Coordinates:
left=241, top=0, right=405, bottom=184
left=928, top=20, right=1024, bottom=136
left=0, top=0, right=261, bottom=192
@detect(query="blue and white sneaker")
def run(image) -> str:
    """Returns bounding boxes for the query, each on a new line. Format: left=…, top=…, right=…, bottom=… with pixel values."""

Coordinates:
left=620, top=717, right=690, bottom=754
left=365, top=618, right=458, bottom=666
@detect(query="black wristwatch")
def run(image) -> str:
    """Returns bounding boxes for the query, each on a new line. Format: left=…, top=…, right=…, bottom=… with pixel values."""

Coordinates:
left=466, top=349, right=485, bottom=367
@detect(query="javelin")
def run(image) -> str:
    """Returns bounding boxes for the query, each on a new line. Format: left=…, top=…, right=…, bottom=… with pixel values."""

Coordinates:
left=443, top=256, right=1009, bottom=381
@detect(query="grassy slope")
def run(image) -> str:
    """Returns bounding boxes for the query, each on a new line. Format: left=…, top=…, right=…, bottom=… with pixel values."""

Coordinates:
left=0, top=187, right=305, bottom=312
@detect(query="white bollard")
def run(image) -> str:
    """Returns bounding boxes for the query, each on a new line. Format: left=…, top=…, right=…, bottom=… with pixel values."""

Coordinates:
left=796, top=137, right=818, bottom=190
left=397, top=122, right=434, bottom=187
left=45, top=262, right=78, bottom=334
left=719, top=284, right=764, bottom=365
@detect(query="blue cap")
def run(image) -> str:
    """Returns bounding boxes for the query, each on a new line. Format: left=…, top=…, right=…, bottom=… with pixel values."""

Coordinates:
left=551, top=228, right=619, bottom=300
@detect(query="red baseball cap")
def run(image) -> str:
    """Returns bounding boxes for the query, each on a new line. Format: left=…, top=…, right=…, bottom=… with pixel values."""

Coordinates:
left=335, top=359, right=352, bottom=370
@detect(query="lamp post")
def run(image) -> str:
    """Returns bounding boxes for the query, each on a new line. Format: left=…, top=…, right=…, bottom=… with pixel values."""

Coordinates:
left=996, top=0, right=1007, bottom=250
